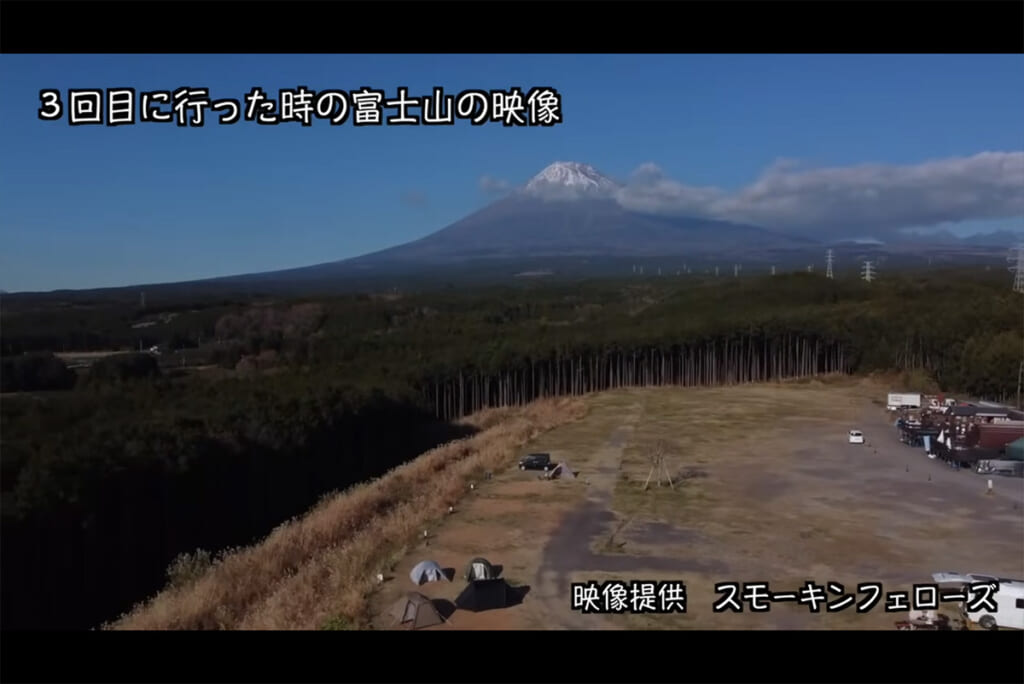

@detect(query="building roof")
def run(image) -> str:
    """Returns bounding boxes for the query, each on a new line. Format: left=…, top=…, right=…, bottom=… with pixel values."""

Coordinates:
left=947, top=405, right=1012, bottom=417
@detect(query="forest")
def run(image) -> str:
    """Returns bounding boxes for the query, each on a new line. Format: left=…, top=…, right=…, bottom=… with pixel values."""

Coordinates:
left=1, top=268, right=1021, bottom=629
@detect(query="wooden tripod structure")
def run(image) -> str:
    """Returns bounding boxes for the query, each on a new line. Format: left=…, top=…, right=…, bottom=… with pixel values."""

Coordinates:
left=643, top=441, right=676, bottom=490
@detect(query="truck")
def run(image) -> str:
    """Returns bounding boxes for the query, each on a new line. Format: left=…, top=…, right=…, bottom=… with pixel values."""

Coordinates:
left=887, top=393, right=922, bottom=411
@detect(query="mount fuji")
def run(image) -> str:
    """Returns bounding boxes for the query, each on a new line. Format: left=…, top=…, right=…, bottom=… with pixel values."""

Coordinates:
left=169, top=161, right=1013, bottom=291
left=337, top=161, right=816, bottom=265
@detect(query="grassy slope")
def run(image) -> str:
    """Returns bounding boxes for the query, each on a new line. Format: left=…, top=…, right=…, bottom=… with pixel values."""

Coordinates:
left=111, top=397, right=586, bottom=630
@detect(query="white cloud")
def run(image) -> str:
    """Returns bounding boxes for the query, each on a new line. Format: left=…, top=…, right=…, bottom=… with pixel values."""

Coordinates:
left=478, top=174, right=511, bottom=194
left=614, top=151, right=1024, bottom=239
left=400, top=190, right=429, bottom=208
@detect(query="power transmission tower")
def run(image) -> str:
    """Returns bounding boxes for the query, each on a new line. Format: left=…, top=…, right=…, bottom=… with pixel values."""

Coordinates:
left=1010, top=243, right=1024, bottom=294
left=715, top=266, right=719, bottom=277
left=1010, top=244, right=1024, bottom=408
left=770, top=265, right=776, bottom=276
left=733, top=264, right=739, bottom=277
left=825, top=249, right=834, bottom=279
left=861, top=260, right=875, bottom=283
left=807, top=264, right=813, bottom=273
left=658, top=267, right=662, bottom=276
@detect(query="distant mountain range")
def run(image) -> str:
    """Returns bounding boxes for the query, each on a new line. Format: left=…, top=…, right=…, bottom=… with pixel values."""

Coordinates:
left=8, top=161, right=1022, bottom=295
left=237, top=160, right=1017, bottom=283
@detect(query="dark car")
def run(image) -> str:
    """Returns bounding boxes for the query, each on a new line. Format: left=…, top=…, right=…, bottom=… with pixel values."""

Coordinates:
left=519, top=453, right=552, bottom=471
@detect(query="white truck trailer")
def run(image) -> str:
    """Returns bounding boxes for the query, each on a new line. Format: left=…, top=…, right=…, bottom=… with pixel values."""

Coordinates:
left=887, top=392, right=922, bottom=411
left=931, top=572, right=1024, bottom=631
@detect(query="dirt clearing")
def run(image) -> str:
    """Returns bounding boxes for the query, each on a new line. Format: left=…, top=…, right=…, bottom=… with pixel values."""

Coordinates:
left=370, top=377, right=1024, bottom=630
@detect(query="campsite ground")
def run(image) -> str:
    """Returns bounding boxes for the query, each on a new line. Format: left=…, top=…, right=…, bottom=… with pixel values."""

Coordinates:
left=368, top=376, right=1024, bottom=630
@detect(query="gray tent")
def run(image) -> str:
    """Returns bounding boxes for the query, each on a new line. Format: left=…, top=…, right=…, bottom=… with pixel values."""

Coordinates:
left=464, top=557, right=496, bottom=581
left=410, top=560, right=448, bottom=585
left=390, top=592, right=445, bottom=629
left=1006, top=437, right=1024, bottom=462
left=547, top=462, right=577, bottom=480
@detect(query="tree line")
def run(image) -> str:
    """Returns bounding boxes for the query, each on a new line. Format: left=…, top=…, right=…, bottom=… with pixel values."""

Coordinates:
left=0, top=268, right=1020, bottom=630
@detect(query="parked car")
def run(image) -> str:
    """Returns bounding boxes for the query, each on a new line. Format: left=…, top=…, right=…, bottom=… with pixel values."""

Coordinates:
left=848, top=430, right=864, bottom=444
left=519, top=453, right=552, bottom=471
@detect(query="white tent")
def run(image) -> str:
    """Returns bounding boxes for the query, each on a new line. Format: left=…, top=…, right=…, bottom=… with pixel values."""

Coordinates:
left=410, top=560, right=448, bottom=585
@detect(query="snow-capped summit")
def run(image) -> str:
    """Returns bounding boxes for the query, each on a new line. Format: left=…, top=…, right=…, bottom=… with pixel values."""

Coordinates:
left=523, top=161, right=620, bottom=199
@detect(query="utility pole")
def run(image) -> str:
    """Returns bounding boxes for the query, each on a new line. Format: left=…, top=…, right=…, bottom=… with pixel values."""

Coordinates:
left=861, top=260, right=875, bottom=283
left=826, top=249, right=834, bottom=279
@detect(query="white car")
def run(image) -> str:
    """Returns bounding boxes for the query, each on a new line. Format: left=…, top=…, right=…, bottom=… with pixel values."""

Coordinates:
left=848, top=430, right=864, bottom=444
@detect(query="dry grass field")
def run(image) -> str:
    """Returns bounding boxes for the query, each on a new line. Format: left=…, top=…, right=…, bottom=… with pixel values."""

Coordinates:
left=110, top=397, right=586, bottom=630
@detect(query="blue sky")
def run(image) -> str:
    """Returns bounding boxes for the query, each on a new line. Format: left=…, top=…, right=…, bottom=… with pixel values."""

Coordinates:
left=1, top=54, right=1022, bottom=292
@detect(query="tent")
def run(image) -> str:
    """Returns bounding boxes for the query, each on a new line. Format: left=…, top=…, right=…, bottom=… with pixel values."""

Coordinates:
left=455, top=579, right=509, bottom=612
left=464, top=557, right=497, bottom=581
left=1005, top=437, right=1024, bottom=462
left=410, top=560, right=448, bottom=585
left=547, top=462, right=576, bottom=480
left=390, top=592, right=445, bottom=629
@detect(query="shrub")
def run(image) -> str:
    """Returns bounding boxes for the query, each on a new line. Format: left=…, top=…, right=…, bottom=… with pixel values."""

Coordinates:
left=165, top=549, right=213, bottom=590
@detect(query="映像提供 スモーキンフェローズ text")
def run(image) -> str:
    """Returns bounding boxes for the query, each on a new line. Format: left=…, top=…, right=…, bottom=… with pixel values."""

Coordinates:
left=570, top=579, right=1002, bottom=614
left=37, top=86, right=563, bottom=128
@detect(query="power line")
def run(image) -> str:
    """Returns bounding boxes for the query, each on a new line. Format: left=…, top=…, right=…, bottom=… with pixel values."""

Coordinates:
left=825, top=249, right=834, bottom=279
left=861, top=260, right=875, bottom=283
